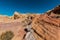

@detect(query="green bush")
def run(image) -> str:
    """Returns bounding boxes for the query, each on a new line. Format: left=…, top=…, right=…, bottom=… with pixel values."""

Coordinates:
left=0, top=31, right=14, bottom=40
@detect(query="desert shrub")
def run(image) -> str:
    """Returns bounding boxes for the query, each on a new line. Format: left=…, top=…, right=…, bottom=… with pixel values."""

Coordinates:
left=0, top=31, right=14, bottom=40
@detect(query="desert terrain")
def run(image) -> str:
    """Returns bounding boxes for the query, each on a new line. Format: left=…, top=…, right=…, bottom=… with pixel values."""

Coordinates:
left=0, top=5, right=60, bottom=40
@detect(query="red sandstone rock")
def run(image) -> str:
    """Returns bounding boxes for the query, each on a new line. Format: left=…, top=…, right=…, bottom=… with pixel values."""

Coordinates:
left=0, top=5, right=60, bottom=40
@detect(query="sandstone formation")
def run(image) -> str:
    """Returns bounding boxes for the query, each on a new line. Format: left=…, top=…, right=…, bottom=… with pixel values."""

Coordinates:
left=0, top=5, right=60, bottom=40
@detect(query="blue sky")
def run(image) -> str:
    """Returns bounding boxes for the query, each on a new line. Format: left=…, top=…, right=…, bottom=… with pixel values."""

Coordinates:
left=0, top=0, right=60, bottom=16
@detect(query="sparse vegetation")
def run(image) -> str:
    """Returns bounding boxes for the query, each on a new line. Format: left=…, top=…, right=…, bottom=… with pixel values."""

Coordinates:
left=0, top=31, right=14, bottom=40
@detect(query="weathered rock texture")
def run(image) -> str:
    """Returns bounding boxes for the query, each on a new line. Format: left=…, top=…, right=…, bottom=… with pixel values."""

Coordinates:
left=0, top=5, right=60, bottom=40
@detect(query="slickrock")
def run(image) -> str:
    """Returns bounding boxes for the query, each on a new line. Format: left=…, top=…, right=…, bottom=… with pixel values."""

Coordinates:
left=0, top=5, right=60, bottom=40
left=32, top=5, right=60, bottom=40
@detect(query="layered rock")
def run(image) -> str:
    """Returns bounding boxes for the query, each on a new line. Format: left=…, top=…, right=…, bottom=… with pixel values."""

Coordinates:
left=0, top=5, right=60, bottom=40
left=32, top=5, right=60, bottom=40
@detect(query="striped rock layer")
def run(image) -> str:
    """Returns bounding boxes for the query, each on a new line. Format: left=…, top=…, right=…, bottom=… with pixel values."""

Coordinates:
left=0, top=5, right=60, bottom=40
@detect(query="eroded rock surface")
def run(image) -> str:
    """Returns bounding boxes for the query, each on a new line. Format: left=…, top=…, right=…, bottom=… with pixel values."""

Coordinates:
left=0, top=5, right=60, bottom=40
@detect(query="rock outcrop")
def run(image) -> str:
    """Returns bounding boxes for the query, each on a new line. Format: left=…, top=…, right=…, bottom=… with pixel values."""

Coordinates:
left=0, top=5, right=60, bottom=40
left=32, top=5, right=60, bottom=40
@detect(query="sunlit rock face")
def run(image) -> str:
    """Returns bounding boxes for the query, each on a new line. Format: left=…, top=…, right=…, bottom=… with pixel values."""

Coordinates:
left=0, top=5, right=60, bottom=40
left=32, top=5, right=60, bottom=40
